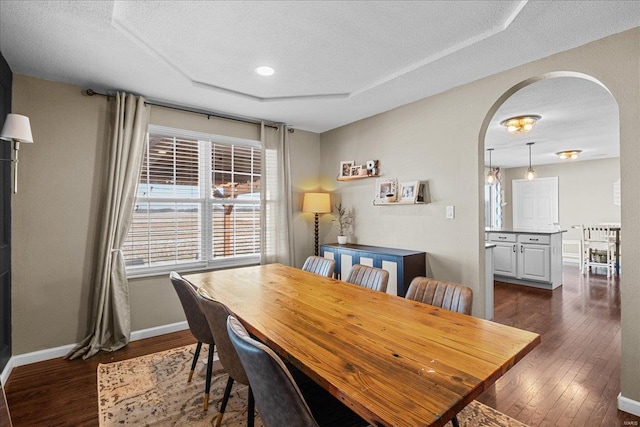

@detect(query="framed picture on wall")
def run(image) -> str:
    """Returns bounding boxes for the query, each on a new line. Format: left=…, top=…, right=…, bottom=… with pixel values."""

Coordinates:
left=340, top=160, right=355, bottom=178
left=350, top=165, right=362, bottom=176
left=399, top=181, right=420, bottom=203
left=375, top=178, right=397, bottom=202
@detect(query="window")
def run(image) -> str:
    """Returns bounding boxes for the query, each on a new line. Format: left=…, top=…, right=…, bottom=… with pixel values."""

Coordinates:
left=123, top=126, right=261, bottom=276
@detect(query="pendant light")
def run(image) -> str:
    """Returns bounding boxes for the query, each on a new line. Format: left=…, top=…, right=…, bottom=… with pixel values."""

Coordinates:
left=486, top=148, right=496, bottom=184
left=525, top=142, right=537, bottom=181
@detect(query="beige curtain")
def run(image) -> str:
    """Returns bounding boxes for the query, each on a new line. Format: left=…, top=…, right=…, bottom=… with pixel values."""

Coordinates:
left=67, top=93, right=149, bottom=360
left=260, top=123, right=294, bottom=265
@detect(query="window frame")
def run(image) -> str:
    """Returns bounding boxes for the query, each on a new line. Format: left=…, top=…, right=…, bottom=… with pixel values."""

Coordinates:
left=125, top=125, right=262, bottom=279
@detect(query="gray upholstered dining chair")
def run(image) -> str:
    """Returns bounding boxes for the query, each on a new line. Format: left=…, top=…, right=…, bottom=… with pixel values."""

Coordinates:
left=169, top=271, right=216, bottom=411
left=405, top=277, right=473, bottom=315
left=226, top=315, right=368, bottom=427
left=345, top=264, right=389, bottom=293
left=301, top=256, right=336, bottom=278
left=197, top=289, right=255, bottom=427
left=404, top=277, right=472, bottom=427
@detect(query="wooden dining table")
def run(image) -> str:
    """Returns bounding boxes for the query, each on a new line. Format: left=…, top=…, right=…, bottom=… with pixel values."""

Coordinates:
left=186, top=264, right=540, bottom=427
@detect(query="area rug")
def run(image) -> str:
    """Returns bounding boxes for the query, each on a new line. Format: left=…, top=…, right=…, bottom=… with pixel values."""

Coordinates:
left=98, top=344, right=527, bottom=427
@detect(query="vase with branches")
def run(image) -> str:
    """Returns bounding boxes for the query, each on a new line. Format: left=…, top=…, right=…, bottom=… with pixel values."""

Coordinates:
left=332, top=203, right=353, bottom=244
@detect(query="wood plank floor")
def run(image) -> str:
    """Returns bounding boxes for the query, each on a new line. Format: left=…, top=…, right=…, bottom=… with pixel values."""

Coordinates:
left=4, top=264, right=640, bottom=426
left=477, top=265, right=640, bottom=426
left=5, top=330, right=196, bottom=426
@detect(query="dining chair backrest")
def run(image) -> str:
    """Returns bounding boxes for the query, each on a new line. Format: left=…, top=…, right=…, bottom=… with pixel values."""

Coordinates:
left=169, top=271, right=214, bottom=344
left=197, top=289, right=249, bottom=385
left=227, top=315, right=320, bottom=427
left=583, top=225, right=614, bottom=244
left=581, top=225, right=617, bottom=277
left=301, top=256, right=336, bottom=278
left=345, top=264, right=389, bottom=293
left=405, top=277, right=473, bottom=315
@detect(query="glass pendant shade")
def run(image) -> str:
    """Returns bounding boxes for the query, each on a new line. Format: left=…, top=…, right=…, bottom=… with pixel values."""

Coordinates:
left=525, top=142, right=536, bottom=181
left=486, top=148, right=496, bottom=184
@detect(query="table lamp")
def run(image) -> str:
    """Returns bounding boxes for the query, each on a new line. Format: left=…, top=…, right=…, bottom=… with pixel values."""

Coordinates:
left=302, top=193, right=331, bottom=256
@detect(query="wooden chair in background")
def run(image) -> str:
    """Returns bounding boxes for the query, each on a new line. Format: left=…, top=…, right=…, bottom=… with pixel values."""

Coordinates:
left=581, top=225, right=616, bottom=278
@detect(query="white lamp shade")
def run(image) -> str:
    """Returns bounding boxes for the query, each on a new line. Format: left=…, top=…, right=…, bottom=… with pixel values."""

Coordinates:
left=302, top=193, right=331, bottom=213
left=1, top=114, right=34, bottom=143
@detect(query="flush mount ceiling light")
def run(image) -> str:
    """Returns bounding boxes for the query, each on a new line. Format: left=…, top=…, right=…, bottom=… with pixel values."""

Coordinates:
left=486, top=148, right=496, bottom=184
left=556, top=150, right=582, bottom=160
left=255, top=66, right=275, bottom=76
left=500, top=115, right=541, bottom=134
left=525, top=142, right=537, bottom=181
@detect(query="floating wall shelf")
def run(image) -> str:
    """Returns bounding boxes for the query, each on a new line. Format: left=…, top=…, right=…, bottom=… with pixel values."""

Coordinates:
left=373, top=201, right=426, bottom=206
left=337, top=174, right=379, bottom=182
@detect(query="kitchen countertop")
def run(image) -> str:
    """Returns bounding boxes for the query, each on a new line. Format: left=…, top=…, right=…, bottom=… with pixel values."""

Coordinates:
left=486, top=228, right=566, bottom=235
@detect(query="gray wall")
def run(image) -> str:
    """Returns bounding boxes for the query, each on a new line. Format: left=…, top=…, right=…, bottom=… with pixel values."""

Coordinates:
left=9, top=27, right=640, bottom=405
left=318, top=28, right=640, bottom=402
left=10, top=75, right=321, bottom=350
left=501, top=157, right=621, bottom=244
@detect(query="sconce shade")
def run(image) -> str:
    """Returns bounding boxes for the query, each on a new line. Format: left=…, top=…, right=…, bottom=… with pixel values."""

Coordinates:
left=303, top=193, right=331, bottom=213
left=1, top=114, right=34, bottom=143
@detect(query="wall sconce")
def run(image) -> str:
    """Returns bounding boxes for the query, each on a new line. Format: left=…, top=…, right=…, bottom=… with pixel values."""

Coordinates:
left=302, top=192, right=331, bottom=256
left=525, top=142, right=537, bottom=181
left=500, top=115, right=541, bottom=134
left=0, top=114, right=34, bottom=193
left=555, top=150, right=582, bottom=160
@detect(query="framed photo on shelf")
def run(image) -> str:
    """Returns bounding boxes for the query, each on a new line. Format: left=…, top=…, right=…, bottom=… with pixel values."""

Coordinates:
left=340, top=160, right=355, bottom=178
left=375, top=178, right=397, bottom=202
left=399, top=181, right=420, bottom=203
left=350, top=165, right=362, bottom=176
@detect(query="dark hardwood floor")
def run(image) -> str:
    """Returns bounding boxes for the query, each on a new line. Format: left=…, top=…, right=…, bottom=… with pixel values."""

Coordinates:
left=478, top=264, right=640, bottom=426
left=4, top=264, right=640, bottom=426
left=5, top=330, right=196, bottom=426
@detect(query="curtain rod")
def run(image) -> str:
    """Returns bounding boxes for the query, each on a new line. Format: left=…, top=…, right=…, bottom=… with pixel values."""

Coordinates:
left=84, top=88, right=283, bottom=130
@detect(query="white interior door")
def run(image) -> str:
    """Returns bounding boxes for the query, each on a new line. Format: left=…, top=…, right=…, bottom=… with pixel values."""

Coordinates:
left=513, top=177, right=558, bottom=229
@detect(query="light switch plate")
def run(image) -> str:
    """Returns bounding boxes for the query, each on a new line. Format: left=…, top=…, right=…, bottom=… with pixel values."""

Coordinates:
left=446, top=205, right=455, bottom=219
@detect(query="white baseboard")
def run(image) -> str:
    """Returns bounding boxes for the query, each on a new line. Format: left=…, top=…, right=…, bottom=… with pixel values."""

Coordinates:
left=1, top=321, right=189, bottom=385
left=130, top=321, right=189, bottom=341
left=618, top=393, right=640, bottom=417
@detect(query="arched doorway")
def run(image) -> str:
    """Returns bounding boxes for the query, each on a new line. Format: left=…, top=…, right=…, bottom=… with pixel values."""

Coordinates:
left=476, top=72, right=627, bottom=423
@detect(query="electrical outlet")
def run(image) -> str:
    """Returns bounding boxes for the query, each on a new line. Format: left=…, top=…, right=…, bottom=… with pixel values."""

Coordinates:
left=446, top=205, right=455, bottom=219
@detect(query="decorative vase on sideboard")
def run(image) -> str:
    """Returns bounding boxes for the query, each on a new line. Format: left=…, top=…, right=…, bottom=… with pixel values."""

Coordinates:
left=337, top=235, right=348, bottom=244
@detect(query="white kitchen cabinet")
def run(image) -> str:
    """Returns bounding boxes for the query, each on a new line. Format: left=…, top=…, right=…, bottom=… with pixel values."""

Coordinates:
left=489, top=230, right=563, bottom=290
left=491, top=233, right=517, bottom=278
left=493, top=243, right=517, bottom=277
left=518, top=243, right=551, bottom=282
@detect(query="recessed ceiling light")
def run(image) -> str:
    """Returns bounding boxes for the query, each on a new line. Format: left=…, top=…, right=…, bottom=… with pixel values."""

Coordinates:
left=255, top=66, right=275, bottom=76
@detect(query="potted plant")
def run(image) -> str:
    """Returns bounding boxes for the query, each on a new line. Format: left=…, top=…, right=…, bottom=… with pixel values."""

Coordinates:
left=332, top=203, right=353, bottom=244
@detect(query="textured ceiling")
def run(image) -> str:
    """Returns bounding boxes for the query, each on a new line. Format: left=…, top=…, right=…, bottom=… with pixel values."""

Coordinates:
left=485, top=76, right=619, bottom=168
left=0, top=0, right=639, bottom=147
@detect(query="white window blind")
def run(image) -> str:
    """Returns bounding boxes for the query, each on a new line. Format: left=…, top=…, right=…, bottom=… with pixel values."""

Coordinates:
left=123, top=126, right=261, bottom=276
